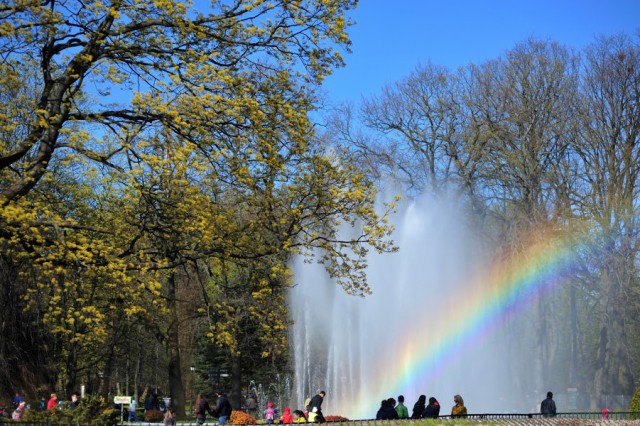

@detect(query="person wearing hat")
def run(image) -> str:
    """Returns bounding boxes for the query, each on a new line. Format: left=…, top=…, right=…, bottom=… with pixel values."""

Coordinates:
left=264, top=401, right=277, bottom=424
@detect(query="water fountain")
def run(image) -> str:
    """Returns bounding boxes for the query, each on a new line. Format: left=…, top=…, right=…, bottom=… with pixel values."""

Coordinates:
left=247, top=375, right=292, bottom=417
left=290, top=192, right=546, bottom=419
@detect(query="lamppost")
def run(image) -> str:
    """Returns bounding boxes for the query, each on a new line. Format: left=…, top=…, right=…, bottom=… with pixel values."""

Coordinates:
left=190, top=367, right=195, bottom=412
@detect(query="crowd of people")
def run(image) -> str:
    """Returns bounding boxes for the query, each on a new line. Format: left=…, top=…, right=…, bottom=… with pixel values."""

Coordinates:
left=374, top=391, right=558, bottom=420
left=0, top=391, right=81, bottom=420
left=375, top=394, right=464, bottom=420
left=247, top=390, right=326, bottom=424
left=242, top=388, right=557, bottom=423
left=2, top=387, right=558, bottom=424
left=0, top=390, right=174, bottom=424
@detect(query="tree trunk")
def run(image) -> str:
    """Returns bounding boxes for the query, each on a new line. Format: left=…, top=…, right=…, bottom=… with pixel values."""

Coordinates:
left=167, top=270, right=186, bottom=417
left=64, top=346, right=78, bottom=398
left=230, top=355, right=242, bottom=410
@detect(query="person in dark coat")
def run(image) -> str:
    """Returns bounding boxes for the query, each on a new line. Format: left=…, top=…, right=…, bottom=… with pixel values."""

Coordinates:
left=214, top=391, right=233, bottom=425
left=376, top=399, right=399, bottom=420
left=423, top=397, right=440, bottom=418
left=309, top=391, right=326, bottom=423
left=144, top=394, right=154, bottom=413
left=411, top=395, right=426, bottom=419
left=540, top=391, right=556, bottom=417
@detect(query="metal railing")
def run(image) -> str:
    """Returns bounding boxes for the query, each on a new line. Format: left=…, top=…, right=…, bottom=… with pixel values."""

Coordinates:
left=311, top=412, right=640, bottom=423
left=433, top=412, right=638, bottom=420
left=2, top=412, right=640, bottom=426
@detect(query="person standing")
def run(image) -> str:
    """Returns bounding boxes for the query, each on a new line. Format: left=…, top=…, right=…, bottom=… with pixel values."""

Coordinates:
left=144, top=393, right=154, bottom=414
left=395, top=395, right=408, bottom=419
left=128, top=395, right=139, bottom=422
left=11, top=392, right=23, bottom=410
left=195, top=393, right=214, bottom=425
left=69, top=393, right=80, bottom=409
left=540, top=391, right=557, bottom=417
left=281, top=407, right=293, bottom=424
left=264, top=402, right=277, bottom=424
left=309, top=391, right=326, bottom=423
left=214, top=391, right=232, bottom=426
left=451, top=394, right=467, bottom=418
left=304, top=397, right=311, bottom=417
left=152, top=394, right=161, bottom=412
left=246, top=394, right=258, bottom=417
left=47, top=393, right=58, bottom=410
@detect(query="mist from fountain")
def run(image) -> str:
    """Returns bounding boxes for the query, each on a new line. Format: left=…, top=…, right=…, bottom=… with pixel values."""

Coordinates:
left=290, top=192, right=544, bottom=419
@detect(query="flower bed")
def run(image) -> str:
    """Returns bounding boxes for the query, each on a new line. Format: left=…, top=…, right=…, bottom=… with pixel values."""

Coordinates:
left=325, top=415, right=349, bottom=422
left=230, top=410, right=257, bottom=424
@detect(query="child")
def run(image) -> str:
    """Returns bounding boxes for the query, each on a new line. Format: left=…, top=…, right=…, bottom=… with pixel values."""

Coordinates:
left=12, top=401, right=27, bottom=420
left=293, top=410, right=308, bottom=423
left=281, top=407, right=293, bottom=424
left=264, top=402, right=277, bottom=424
left=164, top=408, right=176, bottom=426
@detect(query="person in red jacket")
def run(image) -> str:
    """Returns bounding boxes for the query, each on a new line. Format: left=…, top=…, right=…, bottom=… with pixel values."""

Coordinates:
left=46, top=393, right=58, bottom=410
left=281, top=407, right=293, bottom=424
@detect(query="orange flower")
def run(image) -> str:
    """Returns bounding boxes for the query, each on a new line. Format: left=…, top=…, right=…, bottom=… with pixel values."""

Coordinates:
left=229, top=410, right=257, bottom=424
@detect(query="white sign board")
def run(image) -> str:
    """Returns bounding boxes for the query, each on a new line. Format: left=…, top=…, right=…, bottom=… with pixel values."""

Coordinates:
left=114, top=396, right=132, bottom=405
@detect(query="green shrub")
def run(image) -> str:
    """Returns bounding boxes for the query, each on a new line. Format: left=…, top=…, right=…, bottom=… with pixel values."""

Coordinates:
left=630, top=387, right=640, bottom=420
left=20, top=395, right=120, bottom=425
left=20, top=407, right=73, bottom=424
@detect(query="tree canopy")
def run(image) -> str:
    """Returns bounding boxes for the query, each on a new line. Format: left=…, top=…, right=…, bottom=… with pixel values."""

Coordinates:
left=328, top=34, right=640, bottom=408
left=0, top=0, right=396, bottom=415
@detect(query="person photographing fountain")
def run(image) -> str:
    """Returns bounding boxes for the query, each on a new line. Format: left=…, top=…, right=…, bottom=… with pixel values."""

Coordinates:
left=308, top=391, right=326, bottom=423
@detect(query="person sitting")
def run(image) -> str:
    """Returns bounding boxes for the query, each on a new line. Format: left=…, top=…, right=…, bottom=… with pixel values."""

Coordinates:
left=293, top=410, right=308, bottom=423
left=451, top=395, right=467, bottom=418
left=411, top=395, right=426, bottom=419
left=423, top=397, right=440, bottom=418
left=395, top=395, right=409, bottom=419
left=376, top=399, right=398, bottom=420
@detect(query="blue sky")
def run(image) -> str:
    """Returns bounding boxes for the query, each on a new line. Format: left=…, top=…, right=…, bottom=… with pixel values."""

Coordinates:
left=321, top=0, right=640, bottom=104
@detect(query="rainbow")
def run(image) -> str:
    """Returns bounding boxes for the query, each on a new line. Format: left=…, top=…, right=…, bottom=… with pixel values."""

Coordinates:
left=349, top=226, right=584, bottom=419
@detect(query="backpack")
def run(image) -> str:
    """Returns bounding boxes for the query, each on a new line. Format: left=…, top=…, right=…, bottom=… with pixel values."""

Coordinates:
left=265, top=408, right=275, bottom=420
